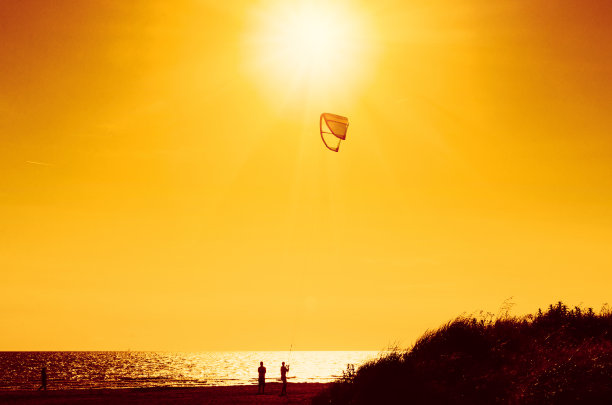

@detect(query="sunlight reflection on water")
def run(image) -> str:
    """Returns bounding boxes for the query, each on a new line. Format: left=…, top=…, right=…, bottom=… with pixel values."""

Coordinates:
left=0, top=351, right=378, bottom=389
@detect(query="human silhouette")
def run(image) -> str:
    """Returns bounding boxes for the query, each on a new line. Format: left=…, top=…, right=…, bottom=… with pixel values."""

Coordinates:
left=38, top=366, right=47, bottom=390
left=279, top=362, right=289, bottom=396
left=257, top=361, right=266, bottom=394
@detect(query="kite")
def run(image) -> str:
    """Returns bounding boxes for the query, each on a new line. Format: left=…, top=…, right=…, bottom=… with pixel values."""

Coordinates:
left=320, top=113, right=349, bottom=152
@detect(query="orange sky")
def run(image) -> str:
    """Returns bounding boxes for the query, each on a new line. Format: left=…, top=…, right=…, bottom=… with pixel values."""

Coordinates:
left=1, top=0, right=611, bottom=350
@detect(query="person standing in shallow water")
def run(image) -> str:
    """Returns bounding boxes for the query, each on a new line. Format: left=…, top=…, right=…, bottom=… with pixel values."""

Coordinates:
left=38, top=366, right=47, bottom=390
left=279, top=362, right=289, bottom=396
left=257, top=361, right=266, bottom=394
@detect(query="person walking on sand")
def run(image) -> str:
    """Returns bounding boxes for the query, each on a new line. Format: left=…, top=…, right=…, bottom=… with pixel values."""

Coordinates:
left=38, top=366, right=47, bottom=390
left=257, top=361, right=266, bottom=394
left=279, top=361, right=289, bottom=396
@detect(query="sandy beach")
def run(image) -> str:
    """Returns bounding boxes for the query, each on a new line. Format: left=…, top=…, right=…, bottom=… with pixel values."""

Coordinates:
left=0, top=383, right=329, bottom=405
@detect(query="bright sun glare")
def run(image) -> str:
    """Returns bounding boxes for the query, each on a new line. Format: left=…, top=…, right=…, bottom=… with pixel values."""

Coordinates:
left=275, top=6, right=345, bottom=71
left=245, top=1, right=375, bottom=104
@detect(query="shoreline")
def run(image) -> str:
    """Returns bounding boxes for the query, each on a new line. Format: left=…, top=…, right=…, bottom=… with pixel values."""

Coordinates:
left=0, top=382, right=330, bottom=404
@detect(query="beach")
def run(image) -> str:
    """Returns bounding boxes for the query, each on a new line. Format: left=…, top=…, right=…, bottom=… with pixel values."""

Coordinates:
left=0, top=383, right=329, bottom=405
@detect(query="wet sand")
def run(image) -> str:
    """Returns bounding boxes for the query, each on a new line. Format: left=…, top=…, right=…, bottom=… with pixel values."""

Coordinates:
left=0, top=383, right=330, bottom=404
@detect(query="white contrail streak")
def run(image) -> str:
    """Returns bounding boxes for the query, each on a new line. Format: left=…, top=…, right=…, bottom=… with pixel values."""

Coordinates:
left=26, top=160, right=53, bottom=166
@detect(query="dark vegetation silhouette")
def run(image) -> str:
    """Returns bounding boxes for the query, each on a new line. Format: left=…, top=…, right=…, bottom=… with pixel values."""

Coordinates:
left=313, top=302, right=612, bottom=404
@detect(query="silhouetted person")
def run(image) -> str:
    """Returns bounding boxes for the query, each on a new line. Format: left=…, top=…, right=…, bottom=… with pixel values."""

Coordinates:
left=279, top=362, right=289, bottom=396
left=257, top=361, right=266, bottom=394
left=38, top=367, right=47, bottom=390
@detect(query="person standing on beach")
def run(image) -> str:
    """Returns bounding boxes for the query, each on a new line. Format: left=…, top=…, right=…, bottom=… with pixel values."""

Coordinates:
left=38, top=366, right=47, bottom=390
left=257, top=361, right=266, bottom=394
left=279, top=362, right=289, bottom=396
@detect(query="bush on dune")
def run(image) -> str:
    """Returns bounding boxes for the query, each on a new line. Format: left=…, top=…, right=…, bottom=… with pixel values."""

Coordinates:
left=313, top=302, right=612, bottom=405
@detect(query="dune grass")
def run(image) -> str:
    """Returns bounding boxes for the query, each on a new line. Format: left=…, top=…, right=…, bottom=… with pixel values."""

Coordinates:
left=313, top=302, right=612, bottom=404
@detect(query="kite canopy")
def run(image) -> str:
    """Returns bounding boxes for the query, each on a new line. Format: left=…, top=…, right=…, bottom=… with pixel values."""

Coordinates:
left=320, top=113, right=349, bottom=152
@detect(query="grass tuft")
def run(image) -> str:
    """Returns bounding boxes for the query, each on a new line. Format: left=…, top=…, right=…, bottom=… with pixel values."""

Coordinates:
left=313, top=301, right=612, bottom=404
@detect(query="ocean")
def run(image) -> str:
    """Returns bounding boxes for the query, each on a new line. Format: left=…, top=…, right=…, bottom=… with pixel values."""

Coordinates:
left=0, top=351, right=377, bottom=390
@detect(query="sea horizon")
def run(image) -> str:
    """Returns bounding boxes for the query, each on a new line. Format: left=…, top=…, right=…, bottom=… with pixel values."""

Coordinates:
left=0, top=351, right=378, bottom=390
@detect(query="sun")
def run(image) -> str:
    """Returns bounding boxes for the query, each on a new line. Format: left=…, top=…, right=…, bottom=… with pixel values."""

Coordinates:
left=267, top=4, right=347, bottom=74
left=244, top=0, right=376, bottom=105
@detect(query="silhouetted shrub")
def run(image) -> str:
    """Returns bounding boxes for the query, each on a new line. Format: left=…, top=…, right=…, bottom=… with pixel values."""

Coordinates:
left=313, top=302, right=612, bottom=405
